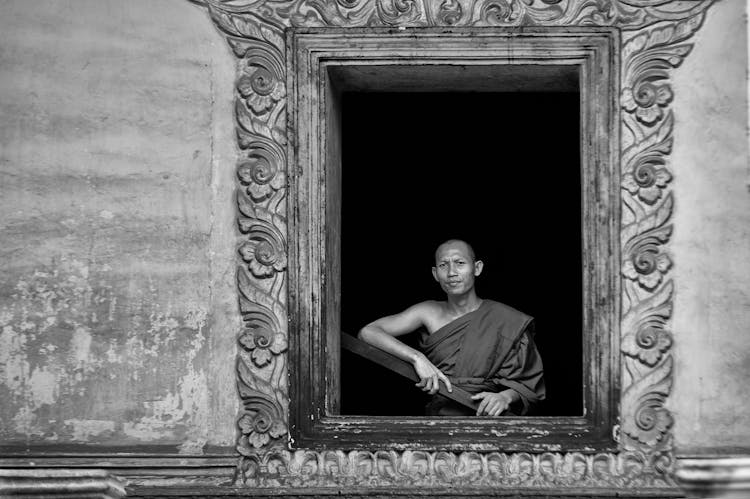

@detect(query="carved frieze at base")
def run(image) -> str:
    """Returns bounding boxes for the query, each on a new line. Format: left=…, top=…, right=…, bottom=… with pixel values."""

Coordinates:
left=234, top=449, right=678, bottom=489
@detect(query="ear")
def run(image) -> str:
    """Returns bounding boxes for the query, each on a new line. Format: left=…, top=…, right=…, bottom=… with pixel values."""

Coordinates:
left=432, top=267, right=439, bottom=282
left=474, top=260, right=484, bottom=276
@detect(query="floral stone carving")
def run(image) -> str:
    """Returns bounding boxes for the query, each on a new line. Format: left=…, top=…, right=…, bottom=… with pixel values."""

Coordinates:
left=193, top=0, right=715, bottom=491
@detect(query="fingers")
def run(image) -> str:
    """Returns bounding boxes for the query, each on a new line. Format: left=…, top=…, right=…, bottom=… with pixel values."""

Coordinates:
left=416, top=378, right=432, bottom=393
left=438, top=372, right=452, bottom=393
left=472, top=392, right=487, bottom=415
left=476, top=397, right=490, bottom=416
left=425, top=376, right=435, bottom=394
left=428, top=375, right=439, bottom=394
left=471, top=393, right=509, bottom=416
left=416, top=376, right=439, bottom=393
left=412, top=359, right=453, bottom=395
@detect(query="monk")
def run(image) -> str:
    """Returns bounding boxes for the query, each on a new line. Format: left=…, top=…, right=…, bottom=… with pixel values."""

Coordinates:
left=358, top=239, right=545, bottom=416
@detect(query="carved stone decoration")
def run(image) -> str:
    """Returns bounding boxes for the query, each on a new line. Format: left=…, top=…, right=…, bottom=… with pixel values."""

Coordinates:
left=206, top=2, right=292, bottom=455
left=236, top=449, right=678, bottom=488
left=193, top=0, right=717, bottom=492
left=200, top=0, right=711, bottom=30
left=618, top=11, right=708, bottom=464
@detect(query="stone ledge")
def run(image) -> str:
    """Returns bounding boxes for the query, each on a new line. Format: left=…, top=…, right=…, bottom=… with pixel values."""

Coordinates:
left=126, top=487, right=684, bottom=499
left=675, top=456, right=750, bottom=499
left=0, top=468, right=126, bottom=498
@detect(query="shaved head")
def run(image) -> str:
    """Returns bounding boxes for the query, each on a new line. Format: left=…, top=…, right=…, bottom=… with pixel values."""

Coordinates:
left=434, top=239, right=476, bottom=264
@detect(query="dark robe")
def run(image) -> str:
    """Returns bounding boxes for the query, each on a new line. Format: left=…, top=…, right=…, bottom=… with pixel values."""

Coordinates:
left=419, top=300, right=545, bottom=416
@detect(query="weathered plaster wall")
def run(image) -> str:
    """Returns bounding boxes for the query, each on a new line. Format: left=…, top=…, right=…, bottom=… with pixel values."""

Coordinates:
left=670, top=0, right=750, bottom=454
left=0, top=0, right=238, bottom=452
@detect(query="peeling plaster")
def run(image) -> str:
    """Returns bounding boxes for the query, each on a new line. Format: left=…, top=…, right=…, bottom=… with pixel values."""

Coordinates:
left=123, top=422, right=176, bottom=441
left=64, top=418, right=116, bottom=441
left=0, top=325, right=30, bottom=395
left=0, top=0, right=240, bottom=450
left=27, top=366, right=58, bottom=407
left=0, top=257, right=211, bottom=449
left=125, top=309, right=210, bottom=453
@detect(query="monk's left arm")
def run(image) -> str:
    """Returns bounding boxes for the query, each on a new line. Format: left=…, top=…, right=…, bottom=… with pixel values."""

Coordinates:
left=491, top=330, right=546, bottom=415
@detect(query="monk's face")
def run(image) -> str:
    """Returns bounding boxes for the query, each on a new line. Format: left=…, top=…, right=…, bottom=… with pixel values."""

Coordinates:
left=432, top=242, right=483, bottom=296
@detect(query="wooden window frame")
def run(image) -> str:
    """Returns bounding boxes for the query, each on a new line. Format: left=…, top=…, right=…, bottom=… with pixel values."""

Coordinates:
left=287, top=27, right=620, bottom=451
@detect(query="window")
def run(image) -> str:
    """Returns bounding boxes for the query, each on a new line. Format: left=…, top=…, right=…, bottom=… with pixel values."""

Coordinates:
left=288, top=28, right=619, bottom=450
left=339, top=89, right=583, bottom=418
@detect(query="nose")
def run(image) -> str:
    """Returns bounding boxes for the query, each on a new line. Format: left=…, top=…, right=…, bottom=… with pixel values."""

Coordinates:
left=447, top=263, right=458, bottom=276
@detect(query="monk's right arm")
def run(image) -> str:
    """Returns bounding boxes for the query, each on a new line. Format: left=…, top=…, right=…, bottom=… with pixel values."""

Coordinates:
left=358, top=304, right=452, bottom=394
left=358, top=305, right=425, bottom=364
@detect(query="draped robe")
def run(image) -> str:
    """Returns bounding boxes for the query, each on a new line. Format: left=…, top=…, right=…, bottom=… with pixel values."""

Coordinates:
left=419, top=300, right=545, bottom=416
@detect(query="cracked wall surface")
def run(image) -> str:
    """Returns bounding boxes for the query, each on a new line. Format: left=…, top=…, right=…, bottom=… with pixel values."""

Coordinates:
left=0, top=0, right=238, bottom=452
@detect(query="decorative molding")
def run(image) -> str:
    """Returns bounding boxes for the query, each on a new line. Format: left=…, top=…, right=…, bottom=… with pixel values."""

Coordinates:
left=0, top=456, right=238, bottom=492
left=196, top=0, right=716, bottom=491
left=618, top=12, right=707, bottom=460
left=234, top=449, right=677, bottom=489
left=200, top=0, right=712, bottom=31
left=0, top=469, right=126, bottom=498
left=675, top=456, right=750, bottom=499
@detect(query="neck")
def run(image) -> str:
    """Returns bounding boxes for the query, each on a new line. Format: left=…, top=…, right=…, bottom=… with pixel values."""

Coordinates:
left=445, top=290, right=482, bottom=316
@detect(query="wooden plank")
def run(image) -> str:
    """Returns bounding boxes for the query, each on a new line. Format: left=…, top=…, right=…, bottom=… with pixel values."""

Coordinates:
left=340, top=333, right=479, bottom=412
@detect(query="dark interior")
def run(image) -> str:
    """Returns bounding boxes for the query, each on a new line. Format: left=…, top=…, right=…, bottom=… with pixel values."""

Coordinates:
left=339, top=91, right=583, bottom=417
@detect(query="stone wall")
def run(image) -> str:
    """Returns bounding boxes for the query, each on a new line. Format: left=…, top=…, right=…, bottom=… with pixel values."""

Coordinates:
left=0, top=0, right=238, bottom=452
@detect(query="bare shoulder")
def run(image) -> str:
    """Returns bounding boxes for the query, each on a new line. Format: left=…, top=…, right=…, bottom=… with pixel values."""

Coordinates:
left=410, top=300, right=448, bottom=330
left=410, top=300, right=444, bottom=318
left=363, top=301, right=443, bottom=337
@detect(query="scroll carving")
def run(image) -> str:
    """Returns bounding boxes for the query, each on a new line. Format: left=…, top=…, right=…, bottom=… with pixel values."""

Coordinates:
left=618, top=11, right=707, bottom=462
left=193, top=0, right=716, bottom=490
left=205, top=3, right=291, bottom=454
left=199, top=0, right=711, bottom=31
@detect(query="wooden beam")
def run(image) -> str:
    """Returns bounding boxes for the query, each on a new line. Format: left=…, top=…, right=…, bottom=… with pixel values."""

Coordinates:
left=341, top=333, right=479, bottom=412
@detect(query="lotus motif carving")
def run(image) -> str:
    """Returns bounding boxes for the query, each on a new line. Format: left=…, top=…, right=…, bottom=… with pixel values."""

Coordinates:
left=622, top=83, right=673, bottom=125
left=623, top=157, right=673, bottom=205
left=239, top=70, right=286, bottom=114
left=237, top=153, right=286, bottom=202
left=622, top=326, right=673, bottom=367
left=239, top=410, right=287, bottom=448
left=239, top=327, right=288, bottom=367
left=622, top=245, right=672, bottom=290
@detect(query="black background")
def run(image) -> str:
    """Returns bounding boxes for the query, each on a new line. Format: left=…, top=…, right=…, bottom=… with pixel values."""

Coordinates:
left=339, top=92, right=583, bottom=417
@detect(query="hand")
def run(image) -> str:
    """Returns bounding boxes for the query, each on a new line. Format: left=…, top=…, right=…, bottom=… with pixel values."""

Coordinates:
left=412, top=354, right=452, bottom=395
left=471, top=390, right=516, bottom=416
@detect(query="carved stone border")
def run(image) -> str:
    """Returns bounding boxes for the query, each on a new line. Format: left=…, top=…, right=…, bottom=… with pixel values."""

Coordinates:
left=198, top=0, right=714, bottom=491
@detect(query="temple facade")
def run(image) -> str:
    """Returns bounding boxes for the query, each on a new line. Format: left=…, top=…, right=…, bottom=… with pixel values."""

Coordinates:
left=0, top=0, right=748, bottom=497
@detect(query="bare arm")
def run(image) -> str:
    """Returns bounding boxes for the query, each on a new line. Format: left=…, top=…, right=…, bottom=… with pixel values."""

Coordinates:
left=358, top=304, right=426, bottom=363
left=358, top=303, right=452, bottom=394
